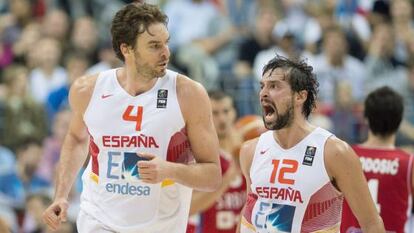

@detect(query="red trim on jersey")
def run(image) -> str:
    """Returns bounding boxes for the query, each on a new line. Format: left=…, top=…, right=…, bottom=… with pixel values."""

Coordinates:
left=242, top=193, right=258, bottom=226
left=166, top=127, right=194, bottom=164
left=301, top=182, right=343, bottom=232
left=88, top=134, right=100, bottom=176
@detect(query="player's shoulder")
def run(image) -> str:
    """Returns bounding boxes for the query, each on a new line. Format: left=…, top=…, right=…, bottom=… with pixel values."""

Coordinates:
left=325, top=136, right=353, bottom=157
left=176, top=73, right=207, bottom=97
left=175, top=74, right=210, bottom=115
left=241, top=138, right=260, bottom=153
left=239, top=138, right=259, bottom=177
left=71, top=73, right=99, bottom=95
left=240, top=138, right=259, bottom=163
left=69, top=73, right=100, bottom=113
left=324, top=136, right=360, bottom=177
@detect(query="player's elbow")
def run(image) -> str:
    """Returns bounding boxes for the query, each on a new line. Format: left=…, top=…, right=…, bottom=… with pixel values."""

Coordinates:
left=207, top=164, right=222, bottom=192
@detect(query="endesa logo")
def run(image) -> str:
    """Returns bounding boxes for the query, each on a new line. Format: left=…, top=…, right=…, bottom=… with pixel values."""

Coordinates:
left=105, top=151, right=151, bottom=196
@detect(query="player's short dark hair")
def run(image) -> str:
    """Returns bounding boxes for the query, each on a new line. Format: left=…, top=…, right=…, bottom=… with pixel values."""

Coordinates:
left=262, top=55, right=319, bottom=118
left=364, top=86, right=403, bottom=137
left=111, top=3, right=168, bottom=61
left=208, top=90, right=231, bottom=101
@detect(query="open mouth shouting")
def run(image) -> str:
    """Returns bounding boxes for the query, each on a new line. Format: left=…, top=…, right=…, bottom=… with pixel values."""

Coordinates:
left=261, top=101, right=276, bottom=123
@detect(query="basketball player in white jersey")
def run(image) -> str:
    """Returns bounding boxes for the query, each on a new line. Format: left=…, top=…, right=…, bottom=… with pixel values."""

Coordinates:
left=42, top=3, right=221, bottom=233
left=238, top=55, right=385, bottom=233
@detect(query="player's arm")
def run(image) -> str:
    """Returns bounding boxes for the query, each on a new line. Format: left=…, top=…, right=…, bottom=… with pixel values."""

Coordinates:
left=142, top=75, right=221, bottom=191
left=189, top=158, right=238, bottom=215
left=172, top=76, right=221, bottom=191
left=236, top=138, right=257, bottom=233
left=42, top=75, right=96, bottom=231
left=325, top=137, right=385, bottom=233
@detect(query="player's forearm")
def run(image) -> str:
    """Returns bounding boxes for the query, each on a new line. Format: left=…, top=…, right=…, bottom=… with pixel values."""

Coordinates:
left=54, top=135, right=88, bottom=200
left=361, top=216, right=385, bottom=233
left=169, top=162, right=221, bottom=192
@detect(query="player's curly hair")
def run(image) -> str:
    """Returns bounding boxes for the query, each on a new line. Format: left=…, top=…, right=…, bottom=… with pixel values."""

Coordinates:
left=262, top=55, right=319, bottom=118
left=111, top=3, right=168, bottom=61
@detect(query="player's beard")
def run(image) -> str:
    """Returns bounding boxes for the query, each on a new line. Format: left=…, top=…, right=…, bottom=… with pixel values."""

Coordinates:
left=263, top=99, right=294, bottom=130
left=133, top=50, right=166, bottom=78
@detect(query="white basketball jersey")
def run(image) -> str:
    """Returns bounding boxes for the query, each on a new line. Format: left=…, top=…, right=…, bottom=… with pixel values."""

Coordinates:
left=81, top=69, right=193, bottom=233
left=241, top=128, right=343, bottom=233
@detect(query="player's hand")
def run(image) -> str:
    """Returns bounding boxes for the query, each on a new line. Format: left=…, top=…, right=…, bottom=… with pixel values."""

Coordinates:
left=137, top=153, right=171, bottom=183
left=42, top=198, right=69, bottom=231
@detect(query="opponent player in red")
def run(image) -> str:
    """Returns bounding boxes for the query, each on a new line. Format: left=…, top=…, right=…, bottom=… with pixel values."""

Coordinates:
left=341, top=86, right=413, bottom=233
left=188, top=90, right=246, bottom=233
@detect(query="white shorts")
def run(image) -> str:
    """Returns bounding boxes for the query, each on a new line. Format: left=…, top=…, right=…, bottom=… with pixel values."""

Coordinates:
left=77, top=209, right=116, bottom=233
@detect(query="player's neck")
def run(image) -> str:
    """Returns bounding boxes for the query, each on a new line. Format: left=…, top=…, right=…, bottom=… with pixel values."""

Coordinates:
left=363, top=132, right=396, bottom=149
left=273, top=120, right=315, bottom=150
left=117, top=67, right=157, bottom=96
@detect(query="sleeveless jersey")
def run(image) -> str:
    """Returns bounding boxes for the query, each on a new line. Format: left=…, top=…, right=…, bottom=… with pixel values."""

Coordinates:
left=341, top=146, right=413, bottom=233
left=241, top=128, right=344, bottom=233
left=81, top=69, right=194, bottom=233
left=198, top=153, right=247, bottom=233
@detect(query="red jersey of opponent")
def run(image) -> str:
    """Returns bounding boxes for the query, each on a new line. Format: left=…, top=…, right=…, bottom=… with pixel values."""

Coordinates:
left=341, top=145, right=413, bottom=233
left=187, top=154, right=247, bottom=233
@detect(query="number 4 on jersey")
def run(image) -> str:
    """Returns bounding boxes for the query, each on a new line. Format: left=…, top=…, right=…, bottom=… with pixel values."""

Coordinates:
left=123, top=105, right=144, bottom=131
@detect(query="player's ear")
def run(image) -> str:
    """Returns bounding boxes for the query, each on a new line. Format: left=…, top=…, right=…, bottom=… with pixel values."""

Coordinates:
left=295, top=90, right=308, bottom=105
left=120, top=43, right=131, bottom=58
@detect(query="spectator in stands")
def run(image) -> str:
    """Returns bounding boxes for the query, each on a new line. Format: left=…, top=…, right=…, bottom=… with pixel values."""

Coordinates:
left=0, top=0, right=34, bottom=68
left=391, top=0, right=414, bottom=64
left=86, top=40, right=121, bottom=74
left=0, top=145, right=15, bottom=176
left=398, top=62, right=414, bottom=151
left=164, top=0, right=238, bottom=90
left=69, top=16, right=99, bottom=63
left=22, top=193, right=52, bottom=233
left=233, top=4, right=277, bottom=116
left=28, top=37, right=67, bottom=104
left=330, top=81, right=364, bottom=143
left=46, top=51, right=89, bottom=123
left=36, top=109, right=72, bottom=183
left=311, top=26, right=366, bottom=108
left=1, top=65, right=47, bottom=151
left=0, top=139, right=49, bottom=210
left=11, top=22, right=42, bottom=66
left=364, top=23, right=407, bottom=94
left=41, top=9, right=70, bottom=44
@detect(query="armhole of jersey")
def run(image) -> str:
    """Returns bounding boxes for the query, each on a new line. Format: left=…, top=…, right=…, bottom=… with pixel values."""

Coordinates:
left=173, top=72, right=185, bottom=126
left=321, top=134, right=341, bottom=194
left=83, top=72, right=105, bottom=122
left=249, top=134, right=265, bottom=183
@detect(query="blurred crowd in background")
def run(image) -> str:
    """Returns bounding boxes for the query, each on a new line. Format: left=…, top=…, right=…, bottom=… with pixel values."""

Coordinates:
left=0, top=0, right=414, bottom=232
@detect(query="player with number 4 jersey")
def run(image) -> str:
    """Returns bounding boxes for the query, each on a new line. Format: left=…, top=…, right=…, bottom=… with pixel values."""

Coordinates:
left=341, top=87, right=414, bottom=233
left=42, top=3, right=221, bottom=233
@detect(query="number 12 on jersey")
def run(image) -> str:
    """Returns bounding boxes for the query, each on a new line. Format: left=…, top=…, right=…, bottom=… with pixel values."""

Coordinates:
left=269, top=159, right=298, bottom=185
